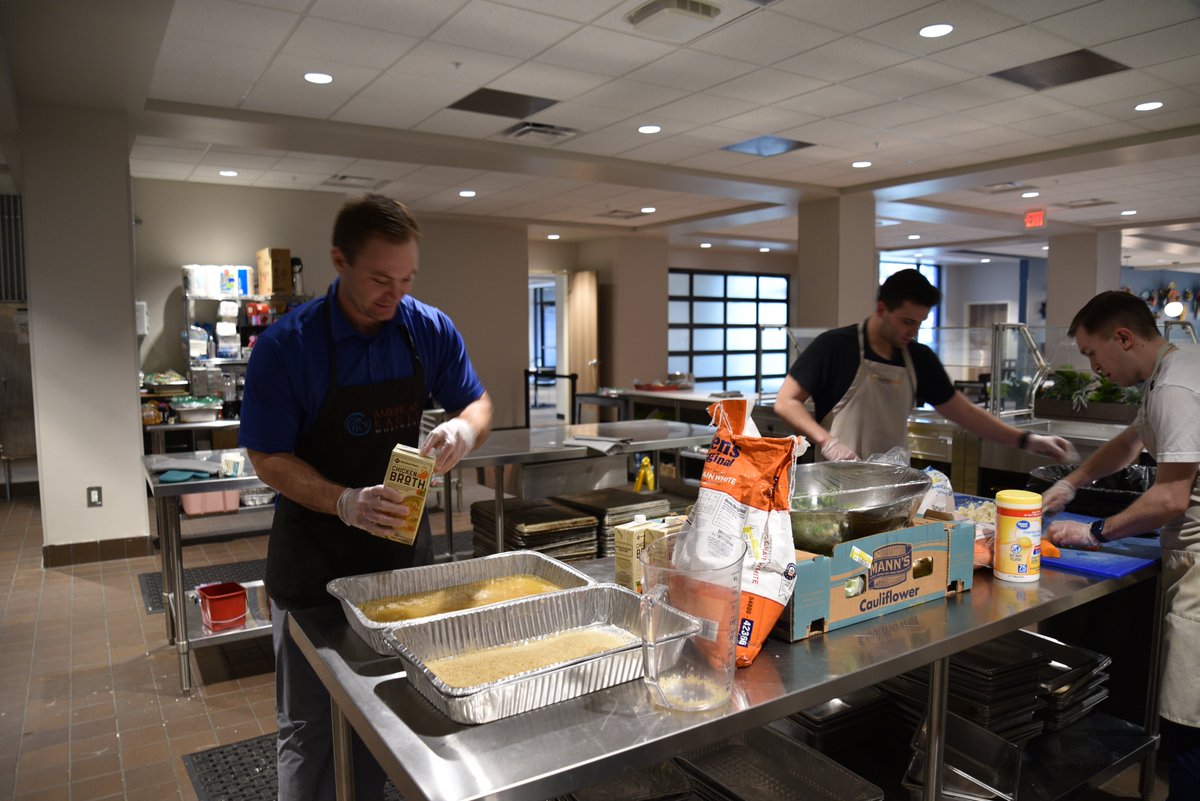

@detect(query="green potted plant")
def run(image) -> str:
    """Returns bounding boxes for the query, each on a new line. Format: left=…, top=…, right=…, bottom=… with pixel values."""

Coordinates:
left=1034, top=367, right=1140, bottom=423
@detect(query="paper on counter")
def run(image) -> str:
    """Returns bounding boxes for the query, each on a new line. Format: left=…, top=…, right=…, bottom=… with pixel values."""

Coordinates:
left=563, top=435, right=633, bottom=455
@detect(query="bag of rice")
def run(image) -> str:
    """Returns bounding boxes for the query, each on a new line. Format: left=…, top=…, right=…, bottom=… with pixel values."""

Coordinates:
left=675, top=399, right=805, bottom=667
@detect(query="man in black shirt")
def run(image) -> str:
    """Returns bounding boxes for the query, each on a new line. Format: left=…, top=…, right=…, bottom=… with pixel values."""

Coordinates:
left=774, top=269, right=1073, bottom=463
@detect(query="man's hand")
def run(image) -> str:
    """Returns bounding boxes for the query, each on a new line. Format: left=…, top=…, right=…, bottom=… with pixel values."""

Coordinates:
left=1041, top=479, right=1076, bottom=515
left=336, top=485, right=411, bottom=538
left=1046, top=519, right=1100, bottom=550
left=1023, top=434, right=1079, bottom=462
left=420, top=417, right=477, bottom=474
left=820, top=436, right=858, bottom=462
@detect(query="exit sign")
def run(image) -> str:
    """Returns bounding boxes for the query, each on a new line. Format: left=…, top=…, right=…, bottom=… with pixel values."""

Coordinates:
left=1024, top=209, right=1047, bottom=228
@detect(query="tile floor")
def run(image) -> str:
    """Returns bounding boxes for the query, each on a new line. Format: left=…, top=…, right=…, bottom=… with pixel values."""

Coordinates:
left=0, top=472, right=1170, bottom=801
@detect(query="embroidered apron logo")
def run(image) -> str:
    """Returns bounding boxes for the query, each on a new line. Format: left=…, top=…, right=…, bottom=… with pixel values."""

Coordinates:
left=344, top=412, right=372, bottom=437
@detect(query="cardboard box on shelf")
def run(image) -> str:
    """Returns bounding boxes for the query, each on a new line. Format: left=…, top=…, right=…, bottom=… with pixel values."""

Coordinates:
left=256, top=247, right=291, bottom=296
left=773, top=516, right=975, bottom=642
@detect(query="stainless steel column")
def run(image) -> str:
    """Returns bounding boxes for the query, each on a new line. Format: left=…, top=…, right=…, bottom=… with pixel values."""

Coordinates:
left=922, top=657, right=950, bottom=801
left=332, top=700, right=357, bottom=801
left=162, top=495, right=192, bottom=692
left=494, top=467, right=505, bottom=553
left=1139, top=572, right=1166, bottom=801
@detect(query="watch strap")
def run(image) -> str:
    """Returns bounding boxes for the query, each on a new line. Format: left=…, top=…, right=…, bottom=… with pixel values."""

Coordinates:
left=1090, top=518, right=1109, bottom=543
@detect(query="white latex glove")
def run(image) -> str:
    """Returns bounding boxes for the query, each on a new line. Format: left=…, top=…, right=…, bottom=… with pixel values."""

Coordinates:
left=336, top=484, right=411, bottom=538
left=820, top=436, right=859, bottom=462
left=419, top=417, right=477, bottom=474
left=1047, top=519, right=1100, bottom=550
left=1041, top=479, right=1077, bottom=515
left=1023, top=433, right=1078, bottom=462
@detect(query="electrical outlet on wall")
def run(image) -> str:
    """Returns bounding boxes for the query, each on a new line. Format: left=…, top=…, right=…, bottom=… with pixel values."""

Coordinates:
left=87, top=486, right=102, bottom=507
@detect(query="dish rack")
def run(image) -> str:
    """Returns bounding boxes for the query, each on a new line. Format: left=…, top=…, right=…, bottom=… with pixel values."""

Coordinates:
left=240, top=487, right=277, bottom=507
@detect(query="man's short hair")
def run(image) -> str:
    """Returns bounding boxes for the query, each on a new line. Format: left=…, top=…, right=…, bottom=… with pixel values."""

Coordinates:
left=333, top=194, right=422, bottom=264
left=878, top=269, right=941, bottom=310
left=1068, top=290, right=1159, bottom=340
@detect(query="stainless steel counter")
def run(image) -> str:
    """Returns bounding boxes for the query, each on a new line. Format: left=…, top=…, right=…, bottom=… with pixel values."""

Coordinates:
left=290, top=559, right=1161, bottom=801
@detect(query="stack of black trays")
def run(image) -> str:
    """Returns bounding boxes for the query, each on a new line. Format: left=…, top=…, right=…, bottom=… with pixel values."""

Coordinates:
left=551, top=760, right=692, bottom=801
left=1000, top=629, right=1112, bottom=732
left=469, top=498, right=598, bottom=562
left=550, top=487, right=670, bottom=557
left=768, top=686, right=890, bottom=755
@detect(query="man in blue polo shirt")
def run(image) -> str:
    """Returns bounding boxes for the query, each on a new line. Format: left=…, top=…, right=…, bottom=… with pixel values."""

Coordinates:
left=240, top=194, right=492, bottom=801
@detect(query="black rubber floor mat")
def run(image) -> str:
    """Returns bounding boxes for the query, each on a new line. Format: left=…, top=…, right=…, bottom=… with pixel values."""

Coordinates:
left=137, top=559, right=268, bottom=614
left=183, top=732, right=404, bottom=801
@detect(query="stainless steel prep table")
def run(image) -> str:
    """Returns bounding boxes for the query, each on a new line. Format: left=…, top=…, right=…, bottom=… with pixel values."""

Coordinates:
left=454, top=420, right=713, bottom=556
left=144, top=448, right=270, bottom=693
left=290, top=560, right=1163, bottom=801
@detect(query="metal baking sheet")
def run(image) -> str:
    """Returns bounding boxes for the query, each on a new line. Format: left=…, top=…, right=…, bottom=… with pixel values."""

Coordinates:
left=382, top=584, right=701, bottom=725
left=326, top=551, right=595, bottom=655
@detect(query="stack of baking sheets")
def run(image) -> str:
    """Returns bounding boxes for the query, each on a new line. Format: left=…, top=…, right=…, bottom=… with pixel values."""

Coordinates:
left=902, top=711, right=1022, bottom=801
left=550, top=760, right=692, bottom=801
left=999, top=629, right=1112, bottom=732
left=470, top=498, right=598, bottom=562
left=769, top=686, right=890, bottom=755
left=550, top=487, right=671, bottom=557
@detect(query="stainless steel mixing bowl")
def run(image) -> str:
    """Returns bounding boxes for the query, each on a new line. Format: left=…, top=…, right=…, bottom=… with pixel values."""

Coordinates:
left=790, top=462, right=932, bottom=555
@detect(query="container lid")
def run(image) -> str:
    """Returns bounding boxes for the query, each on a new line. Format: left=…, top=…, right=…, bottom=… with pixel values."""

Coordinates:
left=996, top=489, right=1042, bottom=507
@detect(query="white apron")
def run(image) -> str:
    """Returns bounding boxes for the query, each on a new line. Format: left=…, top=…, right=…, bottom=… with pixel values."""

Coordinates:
left=1137, top=343, right=1200, bottom=726
left=818, top=321, right=917, bottom=462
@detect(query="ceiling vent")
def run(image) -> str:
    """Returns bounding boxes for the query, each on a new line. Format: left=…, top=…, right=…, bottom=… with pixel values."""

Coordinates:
left=971, top=181, right=1033, bottom=195
left=991, top=49, right=1129, bottom=91
left=502, top=121, right=578, bottom=146
left=626, top=0, right=723, bottom=42
left=1059, top=198, right=1116, bottom=209
left=597, top=209, right=645, bottom=219
left=321, top=175, right=389, bottom=190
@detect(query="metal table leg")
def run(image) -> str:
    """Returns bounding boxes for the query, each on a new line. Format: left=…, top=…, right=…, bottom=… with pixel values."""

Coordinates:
left=332, top=699, right=356, bottom=801
left=1139, top=572, right=1166, bottom=800
left=443, top=485, right=454, bottom=561
left=156, top=496, right=177, bottom=643
left=160, top=495, right=192, bottom=693
left=922, top=656, right=950, bottom=801
left=494, top=467, right=505, bottom=553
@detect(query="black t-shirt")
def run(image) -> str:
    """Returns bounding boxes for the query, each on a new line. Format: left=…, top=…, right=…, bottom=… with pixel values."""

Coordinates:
left=788, top=321, right=955, bottom=422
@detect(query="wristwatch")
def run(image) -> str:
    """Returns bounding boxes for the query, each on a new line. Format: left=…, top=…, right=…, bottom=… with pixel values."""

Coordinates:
left=1090, top=518, right=1109, bottom=543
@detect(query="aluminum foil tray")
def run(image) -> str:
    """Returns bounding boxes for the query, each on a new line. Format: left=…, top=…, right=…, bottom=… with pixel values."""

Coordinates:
left=326, top=550, right=594, bottom=655
left=382, top=584, right=701, bottom=725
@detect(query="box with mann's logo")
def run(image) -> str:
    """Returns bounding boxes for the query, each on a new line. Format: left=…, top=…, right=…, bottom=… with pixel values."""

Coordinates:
left=773, top=517, right=974, bottom=642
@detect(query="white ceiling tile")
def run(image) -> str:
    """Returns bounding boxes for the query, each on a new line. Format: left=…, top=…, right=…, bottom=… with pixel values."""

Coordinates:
left=1040, top=70, right=1175, bottom=107
left=465, top=171, right=544, bottom=191
left=649, top=94, right=760, bottom=125
left=257, top=54, right=382, bottom=95
left=342, top=159, right=425, bottom=181
left=843, top=59, right=977, bottom=98
left=1093, top=20, right=1200, bottom=69
left=554, top=131, right=645, bottom=156
left=570, top=78, right=688, bottom=114
left=1132, top=105, right=1200, bottom=131
left=1033, top=0, right=1198, bottom=47
left=148, top=70, right=254, bottom=106
left=977, top=137, right=1059, bottom=158
left=1088, top=87, right=1200, bottom=122
left=413, top=108, right=517, bottom=138
left=486, top=0, right=626, bottom=23
left=777, top=118, right=879, bottom=147
left=404, top=165, right=490, bottom=186
left=131, top=143, right=206, bottom=164
left=240, top=81, right=356, bottom=118
left=776, top=84, right=891, bottom=117
left=281, top=17, right=419, bottom=70
left=906, top=76, right=1030, bottom=112
left=487, top=62, right=612, bottom=101
left=838, top=101, right=941, bottom=129
left=358, top=71, right=478, bottom=107
left=331, top=97, right=441, bottom=129
left=190, top=168, right=265, bottom=185
left=627, top=50, right=759, bottom=92
left=672, top=150, right=763, bottom=172
left=535, top=26, right=675, bottom=77
left=199, top=151, right=282, bottom=170
left=669, top=124, right=761, bottom=147
left=272, top=154, right=357, bottom=174
left=770, top=0, right=936, bottom=34
left=130, top=159, right=196, bottom=178
left=154, top=35, right=274, bottom=82
left=691, top=10, right=842, bottom=66
left=165, top=0, right=299, bottom=50
left=388, top=41, right=522, bottom=85
left=926, top=26, right=1079, bottom=75
left=526, top=101, right=633, bottom=131
left=707, top=69, right=828, bottom=106
left=241, top=0, right=310, bottom=11
left=855, top=0, right=1025, bottom=56
left=431, top=1, right=581, bottom=59
left=374, top=179, right=445, bottom=201
left=253, top=171, right=326, bottom=188
left=1007, top=108, right=1119, bottom=136
left=889, top=113, right=992, bottom=138
left=961, top=93, right=1076, bottom=123
left=774, top=37, right=913, bottom=82
left=719, top=106, right=821, bottom=134
left=1144, top=54, right=1200, bottom=87
left=976, top=0, right=1100, bottom=23
left=871, top=140, right=968, bottom=163
left=619, top=140, right=711, bottom=164
left=309, top=0, right=468, bottom=37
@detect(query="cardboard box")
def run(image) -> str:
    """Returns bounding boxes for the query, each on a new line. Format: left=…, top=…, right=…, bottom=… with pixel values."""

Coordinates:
left=773, top=517, right=975, bottom=642
left=382, top=443, right=435, bottom=545
left=256, top=247, right=292, bottom=296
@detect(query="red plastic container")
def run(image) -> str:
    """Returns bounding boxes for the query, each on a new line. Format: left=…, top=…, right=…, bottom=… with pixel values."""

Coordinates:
left=197, top=582, right=247, bottom=632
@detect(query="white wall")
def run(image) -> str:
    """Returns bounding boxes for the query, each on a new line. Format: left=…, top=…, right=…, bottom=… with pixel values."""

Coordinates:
left=942, top=260, right=1022, bottom=327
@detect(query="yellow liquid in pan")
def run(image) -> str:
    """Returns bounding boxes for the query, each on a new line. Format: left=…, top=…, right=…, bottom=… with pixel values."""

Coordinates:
left=358, top=574, right=562, bottom=622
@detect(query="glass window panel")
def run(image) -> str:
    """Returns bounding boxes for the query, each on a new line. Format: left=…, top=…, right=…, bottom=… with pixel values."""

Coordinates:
left=761, top=353, right=787, bottom=375
left=727, top=302, right=757, bottom=324
left=727, top=378, right=758, bottom=394
left=759, top=276, right=787, bottom=299
left=668, top=356, right=690, bottom=374
left=668, top=328, right=689, bottom=351
left=693, top=274, right=724, bottom=297
left=726, top=354, right=756, bottom=376
left=695, top=380, right=725, bottom=393
left=668, top=300, right=690, bottom=324
left=668, top=272, right=690, bottom=296
left=693, top=301, right=724, bottom=324
left=693, top=329, right=723, bottom=351
left=759, top=302, right=788, bottom=325
left=761, top=327, right=787, bottom=350
left=727, top=275, right=757, bottom=298
left=726, top=327, right=757, bottom=351
left=760, top=376, right=784, bottom=394
left=693, top=354, right=724, bottom=377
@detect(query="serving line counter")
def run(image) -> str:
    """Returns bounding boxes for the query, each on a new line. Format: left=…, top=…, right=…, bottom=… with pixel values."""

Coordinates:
left=291, top=558, right=1164, bottom=801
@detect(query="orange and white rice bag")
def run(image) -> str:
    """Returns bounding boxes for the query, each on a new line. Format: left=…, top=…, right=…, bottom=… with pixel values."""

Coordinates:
left=675, top=399, right=805, bottom=667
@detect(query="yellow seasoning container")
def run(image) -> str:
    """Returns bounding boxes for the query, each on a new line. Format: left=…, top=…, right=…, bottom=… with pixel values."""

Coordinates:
left=994, top=489, right=1042, bottom=583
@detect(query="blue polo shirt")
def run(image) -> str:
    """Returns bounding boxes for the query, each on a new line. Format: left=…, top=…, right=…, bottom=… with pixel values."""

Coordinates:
left=239, top=281, right=485, bottom=455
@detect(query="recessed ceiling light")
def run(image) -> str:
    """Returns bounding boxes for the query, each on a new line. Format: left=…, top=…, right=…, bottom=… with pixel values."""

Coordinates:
left=218, top=170, right=238, bottom=177
left=1042, top=246, right=1049, bottom=250
left=913, top=252, right=923, bottom=259
left=919, top=23, right=954, bottom=38
left=851, top=160, right=872, bottom=168
left=1134, top=101, right=1163, bottom=112
left=907, top=234, right=921, bottom=240
left=304, top=72, right=333, bottom=85
left=1120, top=209, right=1137, bottom=216
left=1021, top=191, right=1040, bottom=198
left=980, top=258, right=991, bottom=263
left=546, top=234, right=560, bottom=240
left=641, top=207, right=656, bottom=214
left=638, top=124, right=662, bottom=134
left=1165, top=300, right=1184, bottom=318
left=458, top=190, right=476, bottom=198
left=759, top=247, right=770, bottom=253
left=700, top=243, right=712, bottom=249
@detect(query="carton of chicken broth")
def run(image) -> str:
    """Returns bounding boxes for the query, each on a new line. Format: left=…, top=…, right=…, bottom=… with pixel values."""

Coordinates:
left=382, top=444, right=435, bottom=545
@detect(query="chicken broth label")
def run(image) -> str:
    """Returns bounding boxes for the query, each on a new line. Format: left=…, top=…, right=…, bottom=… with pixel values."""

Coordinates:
left=382, top=444, right=434, bottom=545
